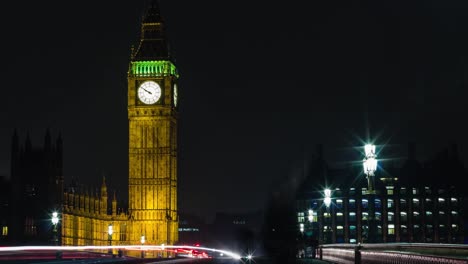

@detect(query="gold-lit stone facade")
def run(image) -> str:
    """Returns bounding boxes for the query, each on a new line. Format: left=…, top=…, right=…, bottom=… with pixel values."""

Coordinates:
left=60, top=1, right=178, bottom=249
left=62, top=179, right=128, bottom=246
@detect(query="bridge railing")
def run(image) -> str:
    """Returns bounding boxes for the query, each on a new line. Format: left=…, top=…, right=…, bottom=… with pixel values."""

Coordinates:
left=318, top=243, right=468, bottom=264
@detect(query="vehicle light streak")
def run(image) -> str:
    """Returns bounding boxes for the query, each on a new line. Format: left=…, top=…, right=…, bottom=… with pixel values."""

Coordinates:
left=0, top=245, right=242, bottom=259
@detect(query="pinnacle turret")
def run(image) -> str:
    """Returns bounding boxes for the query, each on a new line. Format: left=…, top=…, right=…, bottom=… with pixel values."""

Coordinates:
left=133, top=0, right=170, bottom=61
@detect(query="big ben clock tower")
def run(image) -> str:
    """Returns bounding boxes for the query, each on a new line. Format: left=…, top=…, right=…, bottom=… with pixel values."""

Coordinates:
left=127, top=0, right=178, bottom=246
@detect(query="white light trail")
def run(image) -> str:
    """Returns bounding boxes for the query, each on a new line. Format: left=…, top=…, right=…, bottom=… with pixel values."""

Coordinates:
left=0, top=245, right=242, bottom=260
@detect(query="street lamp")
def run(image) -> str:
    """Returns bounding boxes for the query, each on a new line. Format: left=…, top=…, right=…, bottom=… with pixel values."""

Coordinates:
left=51, top=211, right=61, bottom=259
left=323, top=189, right=332, bottom=244
left=363, top=144, right=377, bottom=243
left=140, top=235, right=145, bottom=258
left=108, top=224, right=113, bottom=254
left=51, top=212, right=59, bottom=245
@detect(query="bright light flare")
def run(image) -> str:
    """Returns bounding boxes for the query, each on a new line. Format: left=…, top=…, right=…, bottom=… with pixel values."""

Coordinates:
left=324, top=188, right=332, bottom=207
left=107, top=224, right=113, bottom=236
left=364, top=144, right=376, bottom=157
left=363, top=157, right=377, bottom=176
left=51, top=212, right=59, bottom=225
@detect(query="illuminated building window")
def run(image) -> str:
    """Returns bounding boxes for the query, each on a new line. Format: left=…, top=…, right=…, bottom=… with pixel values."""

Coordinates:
left=400, top=187, right=407, bottom=194
left=300, top=223, right=304, bottom=232
left=350, top=225, right=357, bottom=236
left=438, top=198, right=445, bottom=205
left=349, top=188, right=356, bottom=195
left=362, top=212, right=368, bottom=221
left=349, top=199, right=356, bottom=208
left=362, top=225, right=368, bottom=234
left=307, top=210, right=317, bottom=222
left=400, top=199, right=407, bottom=207
left=337, top=226, right=344, bottom=236
left=400, top=212, right=407, bottom=222
left=350, top=238, right=357, bottom=243
left=386, top=186, right=394, bottom=195
left=451, top=198, right=458, bottom=206
left=362, top=188, right=367, bottom=195
left=297, top=212, right=304, bottom=223
left=120, top=224, right=127, bottom=241
left=2, top=226, right=7, bottom=236
left=336, top=199, right=343, bottom=209
left=387, top=199, right=394, bottom=208
left=377, top=225, right=382, bottom=235
left=349, top=212, right=356, bottom=221
left=375, top=212, right=381, bottom=221
left=336, top=212, right=344, bottom=222
left=375, top=199, right=381, bottom=209
left=179, top=228, right=199, bottom=232
left=362, top=199, right=368, bottom=209
left=451, top=211, right=458, bottom=215
left=388, top=224, right=395, bottom=235
left=412, top=188, right=418, bottom=195
left=413, top=198, right=420, bottom=207
left=323, top=212, right=331, bottom=218
left=451, top=224, right=458, bottom=231
left=387, top=212, right=394, bottom=222
left=401, top=225, right=408, bottom=235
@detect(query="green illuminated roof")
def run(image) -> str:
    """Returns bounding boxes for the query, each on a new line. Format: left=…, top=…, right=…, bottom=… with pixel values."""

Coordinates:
left=130, top=60, right=178, bottom=77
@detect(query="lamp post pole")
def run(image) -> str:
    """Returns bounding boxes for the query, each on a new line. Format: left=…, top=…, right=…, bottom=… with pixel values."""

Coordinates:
left=51, top=211, right=61, bottom=259
left=140, top=235, right=145, bottom=258
left=363, top=144, right=377, bottom=243
left=51, top=212, right=59, bottom=245
left=324, top=189, right=332, bottom=244
left=108, top=224, right=113, bottom=255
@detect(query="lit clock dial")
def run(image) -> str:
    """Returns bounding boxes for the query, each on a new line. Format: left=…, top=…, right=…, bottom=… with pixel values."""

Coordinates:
left=138, top=81, right=161, bottom=104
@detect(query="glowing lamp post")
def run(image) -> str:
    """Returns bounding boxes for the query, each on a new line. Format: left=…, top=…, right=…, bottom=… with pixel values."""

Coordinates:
left=308, top=209, right=314, bottom=223
left=140, top=235, right=145, bottom=258
left=363, top=144, right=377, bottom=243
left=108, top=224, right=113, bottom=254
left=323, top=189, right=332, bottom=244
left=51, top=212, right=59, bottom=245
left=51, top=211, right=61, bottom=259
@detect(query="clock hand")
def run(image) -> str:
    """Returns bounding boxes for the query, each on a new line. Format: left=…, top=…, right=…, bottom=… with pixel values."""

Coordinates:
left=143, top=88, right=152, bottom=95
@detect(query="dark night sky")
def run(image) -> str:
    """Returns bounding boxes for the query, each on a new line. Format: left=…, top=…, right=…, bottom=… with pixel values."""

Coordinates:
left=1, top=0, right=468, bottom=221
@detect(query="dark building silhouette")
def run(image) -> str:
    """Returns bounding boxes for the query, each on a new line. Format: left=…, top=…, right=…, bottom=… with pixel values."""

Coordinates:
left=295, top=143, right=468, bottom=258
left=0, top=176, right=9, bottom=242
left=209, top=211, right=264, bottom=256
left=8, top=130, right=63, bottom=244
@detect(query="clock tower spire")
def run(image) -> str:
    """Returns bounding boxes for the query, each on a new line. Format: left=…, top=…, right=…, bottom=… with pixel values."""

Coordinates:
left=127, top=0, right=178, bottom=248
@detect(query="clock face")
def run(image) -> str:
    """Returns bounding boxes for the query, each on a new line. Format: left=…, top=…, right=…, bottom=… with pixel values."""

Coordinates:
left=173, top=84, right=178, bottom=107
left=138, top=81, right=161, bottom=104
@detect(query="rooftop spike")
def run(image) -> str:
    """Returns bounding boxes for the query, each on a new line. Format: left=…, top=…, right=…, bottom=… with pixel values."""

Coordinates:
left=143, top=0, right=163, bottom=23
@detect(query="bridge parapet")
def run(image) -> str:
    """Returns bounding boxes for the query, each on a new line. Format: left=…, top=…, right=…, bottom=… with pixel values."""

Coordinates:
left=318, top=243, right=468, bottom=264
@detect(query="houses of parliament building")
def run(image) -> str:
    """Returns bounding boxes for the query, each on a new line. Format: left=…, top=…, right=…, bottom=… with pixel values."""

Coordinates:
left=4, top=1, right=179, bottom=250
